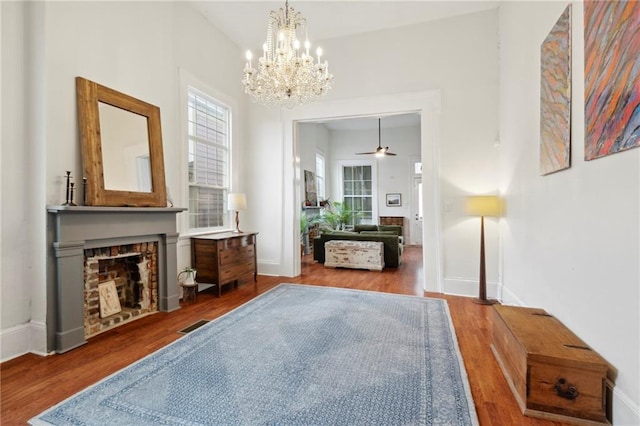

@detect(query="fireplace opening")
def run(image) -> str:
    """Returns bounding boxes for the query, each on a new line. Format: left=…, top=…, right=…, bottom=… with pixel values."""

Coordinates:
left=84, top=242, right=158, bottom=338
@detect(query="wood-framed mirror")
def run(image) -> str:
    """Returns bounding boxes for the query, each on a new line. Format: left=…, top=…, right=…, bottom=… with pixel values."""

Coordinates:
left=76, top=77, right=167, bottom=207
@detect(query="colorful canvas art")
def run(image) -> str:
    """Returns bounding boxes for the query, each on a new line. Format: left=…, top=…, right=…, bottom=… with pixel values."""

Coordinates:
left=540, top=5, right=572, bottom=175
left=584, top=1, right=640, bottom=160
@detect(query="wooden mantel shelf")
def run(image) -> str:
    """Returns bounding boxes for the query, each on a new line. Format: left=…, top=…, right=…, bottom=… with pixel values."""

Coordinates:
left=47, top=205, right=187, bottom=213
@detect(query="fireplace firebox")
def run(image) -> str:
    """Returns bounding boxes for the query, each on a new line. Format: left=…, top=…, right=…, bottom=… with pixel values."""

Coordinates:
left=84, top=242, right=159, bottom=337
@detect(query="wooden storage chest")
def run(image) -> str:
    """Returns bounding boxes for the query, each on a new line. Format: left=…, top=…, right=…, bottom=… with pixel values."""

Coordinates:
left=325, top=240, right=384, bottom=271
left=491, top=305, right=611, bottom=425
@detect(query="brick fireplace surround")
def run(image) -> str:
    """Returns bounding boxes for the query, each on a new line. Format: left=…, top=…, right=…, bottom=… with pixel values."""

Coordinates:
left=47, top=206, right=184, bottom=353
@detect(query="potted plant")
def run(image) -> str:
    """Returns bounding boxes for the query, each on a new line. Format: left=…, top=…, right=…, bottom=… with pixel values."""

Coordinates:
left=300, top=212, right=323, bottom=255
left=320, top=201, right=360, bottom=231
left=178, top=266, right=197, bottom=286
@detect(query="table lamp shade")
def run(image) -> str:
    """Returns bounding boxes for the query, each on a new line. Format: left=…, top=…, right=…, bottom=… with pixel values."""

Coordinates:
left=228, top=193, right=247, bottom=211
left=465, top=195, right=501, bottom=217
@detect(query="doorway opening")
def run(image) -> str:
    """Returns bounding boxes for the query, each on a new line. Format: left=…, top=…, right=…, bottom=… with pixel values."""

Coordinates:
left=282, top=90, right=443, bottom=292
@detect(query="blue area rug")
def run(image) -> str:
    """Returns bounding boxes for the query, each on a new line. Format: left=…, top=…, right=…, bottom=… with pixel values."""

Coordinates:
left=31, top=284, right=478, bottom=425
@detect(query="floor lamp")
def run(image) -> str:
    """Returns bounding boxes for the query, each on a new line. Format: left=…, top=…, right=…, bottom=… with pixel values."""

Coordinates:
left=465, top=195, right=501, bottom=305
left=228, top=193, right=247, bottom=233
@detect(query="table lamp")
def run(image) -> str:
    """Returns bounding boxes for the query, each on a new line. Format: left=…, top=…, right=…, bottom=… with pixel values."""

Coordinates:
left=228, top=193, right=247, bottom=233
left=465, top=195, right=501, bottom=305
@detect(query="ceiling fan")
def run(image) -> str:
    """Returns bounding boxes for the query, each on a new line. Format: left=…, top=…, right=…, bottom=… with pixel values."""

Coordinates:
left=356, top=118, right=397, bottom=157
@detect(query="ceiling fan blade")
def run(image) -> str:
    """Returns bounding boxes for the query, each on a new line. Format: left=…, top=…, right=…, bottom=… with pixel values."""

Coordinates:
left=355, top=151, right=377, bottom=155
left=379, top=146, right=397, bottom=156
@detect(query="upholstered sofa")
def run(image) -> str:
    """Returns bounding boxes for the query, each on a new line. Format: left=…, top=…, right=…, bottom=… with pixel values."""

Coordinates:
left=312, top=225, right=403, bottom=268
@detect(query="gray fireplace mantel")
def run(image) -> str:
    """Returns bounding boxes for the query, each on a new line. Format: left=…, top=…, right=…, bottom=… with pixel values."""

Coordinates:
left=47, top=206, right=185, bottom=353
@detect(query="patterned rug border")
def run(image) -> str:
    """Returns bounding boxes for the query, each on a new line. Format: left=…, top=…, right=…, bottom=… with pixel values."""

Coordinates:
left=31, top=283, right=479, bottom=426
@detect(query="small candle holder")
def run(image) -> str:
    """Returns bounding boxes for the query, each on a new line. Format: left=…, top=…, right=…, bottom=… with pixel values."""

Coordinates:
left=82, top=177, right=87, bottom=206
left=68, top=182, right=77, bottom=206
left=62, top=171, right=73, bottom=206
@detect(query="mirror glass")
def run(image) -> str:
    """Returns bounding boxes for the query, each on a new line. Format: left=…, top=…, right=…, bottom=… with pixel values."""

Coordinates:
left=99, top=102, right=152, bottom=192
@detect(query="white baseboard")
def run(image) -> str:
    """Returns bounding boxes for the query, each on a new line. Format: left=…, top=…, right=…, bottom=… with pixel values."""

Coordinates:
left=29, top=320, right=48, bottom=356
left=257, top=260, right=280, bottom=277
left=1, top=324, right=30, bottom=362
left=442, top=277, right=501, bottom=300
left=1, top=320, right=49, bottom=362
left=499, top=286, right=526, bottom=306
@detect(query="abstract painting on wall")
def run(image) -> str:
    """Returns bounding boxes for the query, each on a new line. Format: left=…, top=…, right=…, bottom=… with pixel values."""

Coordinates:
left=540, top=5, right=572, bottom=175
left=584, top=1, right=640, bottom=160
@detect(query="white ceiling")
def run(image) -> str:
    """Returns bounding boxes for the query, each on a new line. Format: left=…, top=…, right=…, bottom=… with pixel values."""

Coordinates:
left=189, top=1, right=500, bottom=52
left=189, top=1, right=499, bottom=130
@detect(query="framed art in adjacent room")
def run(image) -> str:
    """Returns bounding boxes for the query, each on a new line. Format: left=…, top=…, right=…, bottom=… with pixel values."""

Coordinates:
left=386, top=193, right=401, bottom=207
left=304, top=170, right=317, bottom=206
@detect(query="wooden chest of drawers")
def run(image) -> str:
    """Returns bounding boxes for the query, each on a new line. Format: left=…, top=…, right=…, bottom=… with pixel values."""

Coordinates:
left=191, top=232, right=258, bottom=297
left=379, top=216, right=405, bottom=239
left=491, top=305, right=611, bottom=425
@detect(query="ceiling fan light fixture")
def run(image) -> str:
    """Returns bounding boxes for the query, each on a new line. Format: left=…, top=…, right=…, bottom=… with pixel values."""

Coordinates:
left=355, top=118, right=397, bottom=157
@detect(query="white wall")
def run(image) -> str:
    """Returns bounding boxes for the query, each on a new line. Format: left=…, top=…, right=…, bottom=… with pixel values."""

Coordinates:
left=1, top=1, right=35, bottom=360
left=499, top=2, right=639, bottom=424
left=247, top=9, right=500, bottom=295
left=244, top=105, right=283, bottom=276
left=0, top=1, right=248, bottom=360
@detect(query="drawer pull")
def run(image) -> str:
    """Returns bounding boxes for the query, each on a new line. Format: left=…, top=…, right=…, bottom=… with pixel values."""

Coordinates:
left=554, top=378, right=578, bottom=400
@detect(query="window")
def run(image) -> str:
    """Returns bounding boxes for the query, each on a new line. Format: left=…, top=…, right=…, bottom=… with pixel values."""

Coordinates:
left=187, top=88, right=230, bottom=231
left=342, top=165, right=373, bottom=226
left=316, top=153, right=325, bottom=201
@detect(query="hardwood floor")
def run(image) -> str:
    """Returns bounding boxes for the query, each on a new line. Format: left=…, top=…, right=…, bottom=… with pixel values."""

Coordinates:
left=1, top=246, right=569, bottom=425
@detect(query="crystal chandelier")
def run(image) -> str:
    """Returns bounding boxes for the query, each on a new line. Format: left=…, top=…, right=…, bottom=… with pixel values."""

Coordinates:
left=242, top=0, right=333, bottom=109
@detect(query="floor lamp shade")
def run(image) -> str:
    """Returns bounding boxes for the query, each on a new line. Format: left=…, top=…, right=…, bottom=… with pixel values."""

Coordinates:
left=465, top=196, right=501, bottom=218
left=466, top=195, right=501, bottom=305
left=228, top=193, right=247, bottom=233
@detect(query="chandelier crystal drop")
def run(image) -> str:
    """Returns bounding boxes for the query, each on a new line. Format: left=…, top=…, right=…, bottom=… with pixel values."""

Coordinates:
left=242, top=0, right=333, bottom=109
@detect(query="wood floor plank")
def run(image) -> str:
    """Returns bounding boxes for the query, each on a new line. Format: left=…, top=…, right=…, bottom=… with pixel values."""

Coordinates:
left=0, top=246, right=569, bottom=425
